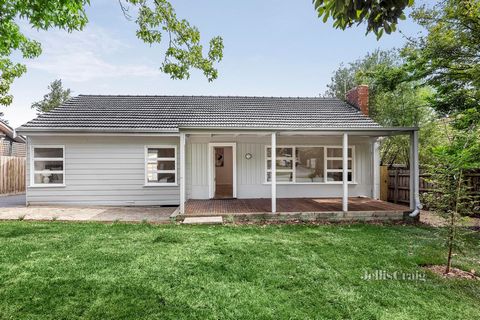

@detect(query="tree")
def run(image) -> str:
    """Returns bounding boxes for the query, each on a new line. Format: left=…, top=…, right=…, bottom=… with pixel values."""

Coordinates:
left=423, top=116, right=480, bottom=274
left=325, top=50, right=397, bottom=99
left=402, top=0, right=480, bottom=121
left=0, top=0, right=223, bottom=106
left=2, top=1, right=415, bottom=107
left=31, top=80, right=72, bottom=114
left=312, top=0, right=413, bottom=38
left=325, top=50, right=439, bottom=165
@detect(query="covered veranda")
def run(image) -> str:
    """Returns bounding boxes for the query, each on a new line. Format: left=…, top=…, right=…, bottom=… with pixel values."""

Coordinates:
left=177, top=127, right=420, bottom=220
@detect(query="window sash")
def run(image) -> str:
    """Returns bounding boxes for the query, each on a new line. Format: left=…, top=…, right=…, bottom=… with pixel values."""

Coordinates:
left=145, top=146, right=177, bottom=185
left=265, top=145, right=354, bottom=184
left=31, top=146, right=65, bottom=186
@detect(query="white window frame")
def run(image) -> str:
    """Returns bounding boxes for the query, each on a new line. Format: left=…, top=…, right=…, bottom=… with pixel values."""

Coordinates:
left=144, top=145, right=178, bottom=186
left=325, top=146, right=354, bottom=183
left=30, top=145, right=65, bottom=187
left=265, top=147, right=295, bottom=183
left=264, top=145, right=356, bottom=184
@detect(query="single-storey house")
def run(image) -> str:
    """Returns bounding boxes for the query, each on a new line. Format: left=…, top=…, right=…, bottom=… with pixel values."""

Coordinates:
left=1, top=120, right=26, bottom=157
left=16, top=86, right=421, bottom=220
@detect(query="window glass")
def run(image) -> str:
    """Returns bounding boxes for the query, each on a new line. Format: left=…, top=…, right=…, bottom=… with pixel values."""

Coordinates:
left=326, top=148, right=352, bottom=157
left=147, top=173, right=176, bottom=183
left=147, top=161, right=176, bottom=171
left=267, top=147, right=293, bottom=158
left=266, top=145, right=354, bottom=184
left=295, top=147, right=324, bottom=182
left=267, top=171, right=293, bottom=182
left=327, top=159, right=352, bottom=170
left=148, top=148, right=175, bottom=159
left=326, top=172, right=352, bottom=182
left=34, top=160, right=63, bottom=171
left=146, top=147, right=176, bottom=184
left=34, top=148, right=63, bottom=158
left=32, top=147, right=64, bottom=185
left=34, top=173, right=64, bottom=185
left=267, top=160, right=293, bottom=170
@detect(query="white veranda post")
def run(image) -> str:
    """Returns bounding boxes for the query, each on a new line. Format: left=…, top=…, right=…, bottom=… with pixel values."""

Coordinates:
left=409, top=130, right=419, bottom=211
left=271, top=132, right=276, bottom=213
left=179, top=132, right=186, bottom=214
left=342, top=133, right=349, bottom=212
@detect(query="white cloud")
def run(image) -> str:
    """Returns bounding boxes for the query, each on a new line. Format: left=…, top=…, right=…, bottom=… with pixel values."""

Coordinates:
left=26, top=25, right=160, bottom=82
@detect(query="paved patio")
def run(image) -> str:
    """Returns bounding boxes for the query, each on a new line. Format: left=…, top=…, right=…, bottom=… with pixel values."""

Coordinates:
left=0, top=205, right=177, bottom=223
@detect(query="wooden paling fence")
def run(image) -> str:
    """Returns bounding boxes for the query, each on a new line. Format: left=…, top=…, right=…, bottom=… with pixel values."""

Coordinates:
left=0, top=156, right=26, bottom=195
left=380, top=166, right=480, bottom=210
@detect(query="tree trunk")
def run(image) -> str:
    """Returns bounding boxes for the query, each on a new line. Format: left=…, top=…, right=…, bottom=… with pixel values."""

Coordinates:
left=446, top=224, right=453, bottom=274
left=445, top=170, right=464, bottom=274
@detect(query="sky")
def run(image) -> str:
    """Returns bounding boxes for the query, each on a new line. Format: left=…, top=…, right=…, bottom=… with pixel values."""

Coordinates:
left=4, top=0, right=425, bottom=128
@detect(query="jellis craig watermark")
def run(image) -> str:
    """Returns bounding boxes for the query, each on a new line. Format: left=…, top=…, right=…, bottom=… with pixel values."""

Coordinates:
left=362, top=270, right=426, bottom=281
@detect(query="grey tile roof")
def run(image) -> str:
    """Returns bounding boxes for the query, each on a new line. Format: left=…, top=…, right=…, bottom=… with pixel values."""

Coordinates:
left=18, top=95, right=382, bottom=132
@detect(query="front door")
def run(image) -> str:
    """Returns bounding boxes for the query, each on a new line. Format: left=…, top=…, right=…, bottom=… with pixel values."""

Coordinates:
left=209, top=143, right=236, bottom=199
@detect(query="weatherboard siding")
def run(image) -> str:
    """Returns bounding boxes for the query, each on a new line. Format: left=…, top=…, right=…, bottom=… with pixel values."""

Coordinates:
left=26, top=134, right=376, bottom=206
left=26, top=136, right=180, bottom=206
left=185, top=135, right=375, bottom=199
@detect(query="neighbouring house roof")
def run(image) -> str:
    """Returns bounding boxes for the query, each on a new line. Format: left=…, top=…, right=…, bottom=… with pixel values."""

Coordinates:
left=0, top=120, right=26, bottom=143
left=17, top=95, right=384, bottom=133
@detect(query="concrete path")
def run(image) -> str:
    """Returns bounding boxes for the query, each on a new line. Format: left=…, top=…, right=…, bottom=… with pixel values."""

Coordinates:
left=0, top=205, right=177, bottom=223
left=0, top=194, right=26, bottom=208
left=183, top=216, right=223, bottom=224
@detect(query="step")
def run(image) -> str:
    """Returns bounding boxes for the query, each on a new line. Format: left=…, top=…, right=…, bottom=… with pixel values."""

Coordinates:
left=182, top=216, right=223, bottom=225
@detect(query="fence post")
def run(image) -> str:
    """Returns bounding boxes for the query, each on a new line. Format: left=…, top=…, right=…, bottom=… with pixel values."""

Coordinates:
left=393, top=169, right=399, bottom=204
left=380, top=165, right=388, bottom=201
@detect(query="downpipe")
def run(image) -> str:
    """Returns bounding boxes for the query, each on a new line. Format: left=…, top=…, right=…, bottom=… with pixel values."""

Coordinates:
left=409, top=195, right=423, bottom=217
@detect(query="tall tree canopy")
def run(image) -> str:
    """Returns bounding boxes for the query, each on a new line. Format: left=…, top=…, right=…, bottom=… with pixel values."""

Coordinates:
left=31, top=79, right=71, bottom=114
left=325, top=49, right=439, bottom=165
left=402, top=0, right=480, bottom=125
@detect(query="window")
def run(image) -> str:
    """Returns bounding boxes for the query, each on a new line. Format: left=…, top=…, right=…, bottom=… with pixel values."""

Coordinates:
left=31, top=146, right=65, bottom=186
left=145, top=146, right=177, bottom=185
left=296, top=147, right=324, bottom=182
left=325, top=147, right=353, bottom=182
left=266, top=147, right=293, bottom=182
left=266, top=146, right=354, bottom=184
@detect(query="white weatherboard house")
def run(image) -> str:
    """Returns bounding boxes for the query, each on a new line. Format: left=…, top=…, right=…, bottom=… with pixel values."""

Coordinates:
left=17, top=86, right=421, bottom=219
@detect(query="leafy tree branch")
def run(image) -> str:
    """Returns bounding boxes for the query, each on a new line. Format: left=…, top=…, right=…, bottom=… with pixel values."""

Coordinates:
left=312, top=0, right=413, bottom=39
left=0, top=0, right=223, bottom=107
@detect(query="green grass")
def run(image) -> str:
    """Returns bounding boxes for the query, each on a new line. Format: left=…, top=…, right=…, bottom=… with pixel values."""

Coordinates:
left=0, top=222, right=479, bottom=320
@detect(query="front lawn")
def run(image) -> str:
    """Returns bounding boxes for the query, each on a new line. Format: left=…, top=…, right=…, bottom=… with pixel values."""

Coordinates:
left=0, top=222, right=479, bottom=319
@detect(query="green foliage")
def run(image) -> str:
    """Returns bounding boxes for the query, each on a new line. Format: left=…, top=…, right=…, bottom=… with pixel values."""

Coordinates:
left=325, top=49, right=397, bottom=99
left=325, top=49, right=439, bottom=165
left=395, top=0, right=480, bottom=272
left=0, top=0, right=88, bottom=106
left=31, top=79, right=72, bottom=114
left=1, top=0, right=223, bottom=107
left=312, top=0, right=413, bottom=38
left=402, top=0, right=480, bottom=117
left=422, top=119, right=479, bottom=272
left=129, top=0, right=223, bottom=81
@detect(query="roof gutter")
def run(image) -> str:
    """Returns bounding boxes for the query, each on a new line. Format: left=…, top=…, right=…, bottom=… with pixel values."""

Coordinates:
left=178, top=126, right=419, bottom=132
left=16, top=126, right=419, bottom=135
left=16, top=127, right=180, bottom=135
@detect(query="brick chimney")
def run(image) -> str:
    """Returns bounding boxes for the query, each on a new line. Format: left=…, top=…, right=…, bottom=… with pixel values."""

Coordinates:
left=345, top=85, right=369, bottom=116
